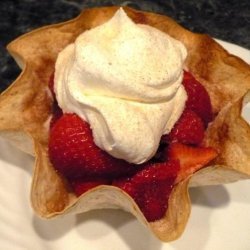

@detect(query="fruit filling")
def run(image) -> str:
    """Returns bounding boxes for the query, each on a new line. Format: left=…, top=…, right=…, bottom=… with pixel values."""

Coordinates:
left=48, top=70, right=217, bottom=222
left=47, top=8, right=218, bottom=222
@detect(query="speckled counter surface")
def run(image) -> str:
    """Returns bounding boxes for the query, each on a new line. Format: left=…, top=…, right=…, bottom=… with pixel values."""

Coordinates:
left=0, top=0, right=249, bottom=91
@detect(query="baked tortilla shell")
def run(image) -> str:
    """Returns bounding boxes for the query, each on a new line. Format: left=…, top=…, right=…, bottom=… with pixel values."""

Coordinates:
left=0, top=6, right=249, bottom=241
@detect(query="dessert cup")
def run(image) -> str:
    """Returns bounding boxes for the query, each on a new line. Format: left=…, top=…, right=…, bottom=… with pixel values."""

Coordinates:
left=0, top=6, right=249, bottom=241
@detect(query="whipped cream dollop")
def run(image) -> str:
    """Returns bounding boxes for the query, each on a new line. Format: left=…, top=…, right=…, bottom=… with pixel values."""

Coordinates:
left=55, top=8, right=187, bottom=164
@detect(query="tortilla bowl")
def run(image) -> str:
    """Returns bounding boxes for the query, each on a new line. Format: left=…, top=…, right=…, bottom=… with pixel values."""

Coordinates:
left=0, top=6, right=249, bottom=241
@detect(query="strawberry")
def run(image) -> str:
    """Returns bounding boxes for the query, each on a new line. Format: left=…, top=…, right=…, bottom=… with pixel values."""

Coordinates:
left=70, top=178, right=110, bottom=196
left=167, top=142, right=218, bottom=183
left=112, top=176, right=136, bottom=197
left=162, top=109, right=205, bottom=145
left=113, top=160, right=179, bottom=222
left=49, top=113, right=135, bottom=179
left=183, top=71, right=213, bottom=125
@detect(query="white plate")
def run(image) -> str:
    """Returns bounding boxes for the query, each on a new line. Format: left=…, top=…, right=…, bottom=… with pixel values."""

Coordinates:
left=0, top=40, right=249, bottom=250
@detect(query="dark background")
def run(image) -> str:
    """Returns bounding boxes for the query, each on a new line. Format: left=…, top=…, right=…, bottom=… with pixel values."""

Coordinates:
left=0, top=0, right=249, bottom=92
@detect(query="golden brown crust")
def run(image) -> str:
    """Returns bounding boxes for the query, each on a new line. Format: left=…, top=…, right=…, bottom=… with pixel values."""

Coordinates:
left=31, top=143, right=72, bottom=216
left=0, top=6, right=249, bottom=241
left=206, top=92, right=250, bottom=170
left=150, top=180, right=190, bottom=241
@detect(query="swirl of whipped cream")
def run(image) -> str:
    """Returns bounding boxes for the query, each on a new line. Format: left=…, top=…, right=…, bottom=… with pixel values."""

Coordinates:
left=55, top=8, right=187, bottom=164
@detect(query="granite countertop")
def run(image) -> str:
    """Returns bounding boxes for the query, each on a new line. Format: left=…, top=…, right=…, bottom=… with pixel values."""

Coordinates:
left=0, top=0, right=249, bottom=92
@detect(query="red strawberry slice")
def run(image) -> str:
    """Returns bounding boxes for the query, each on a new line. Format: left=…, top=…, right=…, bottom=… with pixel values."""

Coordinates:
left=71, top=178, right=110, bottom=196
left=183, top=71, right=213, bottom=125
left=49, top=113, right=135, bottom=179
left=167, top=143, right=218, bottom=183
left=162, top=109, right=205, bottom=145
left=113, top=176, right=136, bottom=197
left=113, top=160, right=179, bottom=222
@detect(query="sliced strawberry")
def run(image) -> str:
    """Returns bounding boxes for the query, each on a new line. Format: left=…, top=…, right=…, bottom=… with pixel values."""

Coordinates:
left=135, top=182, right=169, bottom=222
left=71, top=178, right=110, bottom=196
left=167, top=143, right=218, bottom=183
left=49, top=113, right=135, bottom=179
left=132, top=160, right=179, bottom=184
left=162, top=109, right=205, bottom=145
left=113, top=176, right=136, bottom=197
left=113, top=160, right=179, bottom=222
left=183, top=71, right=213, bottom=125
